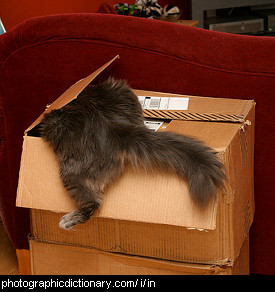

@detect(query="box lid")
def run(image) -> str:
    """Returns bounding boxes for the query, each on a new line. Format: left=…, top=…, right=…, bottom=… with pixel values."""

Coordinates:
left=25, top=55, right=120, bottom=134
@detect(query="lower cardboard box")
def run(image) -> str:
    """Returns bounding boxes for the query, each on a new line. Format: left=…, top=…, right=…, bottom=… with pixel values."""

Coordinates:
left=29, top=236, right=249, bottom=275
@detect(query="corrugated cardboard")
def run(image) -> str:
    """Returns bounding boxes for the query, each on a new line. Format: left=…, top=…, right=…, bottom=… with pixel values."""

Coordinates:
left=16, top=56, right=255, bottom=265
left=29, top=237, right=250, bottom=275
left=18, top=137, right=217, bottom=229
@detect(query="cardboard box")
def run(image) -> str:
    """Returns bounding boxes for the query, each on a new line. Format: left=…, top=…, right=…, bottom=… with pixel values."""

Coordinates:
left=29, top=236, right=250, bottom=275
left=16, top=56, right=255, bottom=265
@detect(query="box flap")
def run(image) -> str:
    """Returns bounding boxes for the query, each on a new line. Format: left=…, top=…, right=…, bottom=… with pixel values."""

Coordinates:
left=25, top=55, right=119, bottom=133
left=166, top=120, right=241, bottom=152
left=135, top=89, right=254, bottom=123
left=17, top=136, right=217, bottom=230
left=16, top=137, right=76, bottom=212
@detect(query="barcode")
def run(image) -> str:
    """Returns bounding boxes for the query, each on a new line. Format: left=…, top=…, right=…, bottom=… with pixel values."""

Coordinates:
left=138, top=95, right=189, bottom=110
left=149, top=98, right=160, bottom=109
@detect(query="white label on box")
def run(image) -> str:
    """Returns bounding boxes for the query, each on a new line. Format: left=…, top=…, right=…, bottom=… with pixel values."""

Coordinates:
left=138, top=96, right=189, bottom=110
left=144, top=120, right=163, bottom=131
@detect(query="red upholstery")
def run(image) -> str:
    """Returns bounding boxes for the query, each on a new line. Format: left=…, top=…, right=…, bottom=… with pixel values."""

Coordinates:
left=0, top=13, right=274, bottom=274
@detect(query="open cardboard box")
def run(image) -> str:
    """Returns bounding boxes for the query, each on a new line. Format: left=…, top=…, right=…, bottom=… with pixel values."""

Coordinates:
left=16, top=56, right=255, bottom=267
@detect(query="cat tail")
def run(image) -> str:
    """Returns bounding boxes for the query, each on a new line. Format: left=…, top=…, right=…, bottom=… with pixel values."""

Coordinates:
left=125, top=127, right=226, bottom=206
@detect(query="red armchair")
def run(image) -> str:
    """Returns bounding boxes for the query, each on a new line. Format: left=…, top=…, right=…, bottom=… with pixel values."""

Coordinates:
left=0, top=13, right=274, bottom=274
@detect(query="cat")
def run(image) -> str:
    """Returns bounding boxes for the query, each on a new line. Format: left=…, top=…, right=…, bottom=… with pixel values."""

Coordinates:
left=40, top=78, right=225, bottom=230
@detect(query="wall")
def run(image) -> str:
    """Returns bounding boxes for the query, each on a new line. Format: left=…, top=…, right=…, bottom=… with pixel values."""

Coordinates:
left=0, top=0, right=189, bottom=31
left=0, top=0, right=122, bottom=30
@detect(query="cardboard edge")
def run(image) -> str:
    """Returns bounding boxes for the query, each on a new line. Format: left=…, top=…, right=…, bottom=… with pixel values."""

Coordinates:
left=16, top=135, right=28, bottom=208
left=220, top=103, right=255, bottom=263
left=24, top=55, right=120, bottom=134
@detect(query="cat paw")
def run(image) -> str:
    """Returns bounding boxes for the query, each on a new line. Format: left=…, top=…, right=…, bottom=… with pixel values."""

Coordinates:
left=59, top=213, right=77, bottom=230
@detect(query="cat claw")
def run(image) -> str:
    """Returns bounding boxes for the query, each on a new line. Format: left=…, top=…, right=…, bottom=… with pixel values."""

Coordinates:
left=59, top=213, right=76, bottom=230
left=59, top=204, right=97, bottom=230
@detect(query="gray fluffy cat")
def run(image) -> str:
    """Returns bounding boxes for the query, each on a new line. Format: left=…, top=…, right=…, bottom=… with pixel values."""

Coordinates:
left=40, top=78, right=225, bottom=230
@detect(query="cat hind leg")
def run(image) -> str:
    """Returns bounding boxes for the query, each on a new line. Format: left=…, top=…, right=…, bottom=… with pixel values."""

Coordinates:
left=58, top=176, right=103, bottom=230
